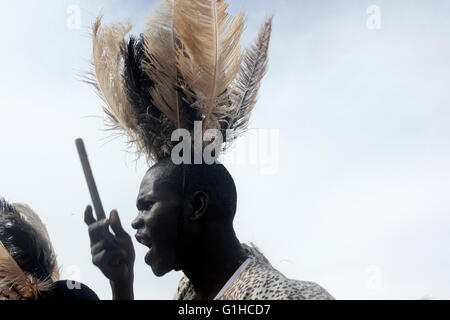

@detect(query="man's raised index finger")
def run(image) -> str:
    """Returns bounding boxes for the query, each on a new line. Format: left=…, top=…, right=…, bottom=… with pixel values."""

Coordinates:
left=84, top=205, right=96, bottom=226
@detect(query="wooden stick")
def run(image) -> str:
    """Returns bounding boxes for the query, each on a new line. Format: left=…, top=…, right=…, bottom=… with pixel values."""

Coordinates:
left=75, top=138, right=107, bottom=220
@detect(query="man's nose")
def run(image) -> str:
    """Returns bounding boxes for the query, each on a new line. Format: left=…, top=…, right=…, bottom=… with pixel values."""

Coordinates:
left=131, top=214, right=144, bottom=230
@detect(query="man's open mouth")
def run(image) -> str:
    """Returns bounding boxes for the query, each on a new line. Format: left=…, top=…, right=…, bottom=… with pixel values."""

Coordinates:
left=135, top=234, right=152, bottom=248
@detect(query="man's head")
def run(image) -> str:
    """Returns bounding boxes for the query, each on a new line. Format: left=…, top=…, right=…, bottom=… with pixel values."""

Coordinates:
left=0, top=198, right=62, bottom=300
left=0, top=199, right=56, bottom=282
left=131, top=158, right=238, bottom=277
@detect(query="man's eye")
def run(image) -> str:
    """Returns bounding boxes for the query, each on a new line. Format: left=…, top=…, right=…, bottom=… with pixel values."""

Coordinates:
left=142, top=202, right=154, bottom=211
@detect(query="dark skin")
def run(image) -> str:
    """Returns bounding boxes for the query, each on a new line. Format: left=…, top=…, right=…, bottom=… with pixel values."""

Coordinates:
left=85, top=166, right=248, bottom=300
left=84, top=207, right=135, bottom=300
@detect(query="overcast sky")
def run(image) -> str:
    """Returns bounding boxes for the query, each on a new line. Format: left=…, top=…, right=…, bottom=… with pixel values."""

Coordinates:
left=1, top=0, right=450, bottom=300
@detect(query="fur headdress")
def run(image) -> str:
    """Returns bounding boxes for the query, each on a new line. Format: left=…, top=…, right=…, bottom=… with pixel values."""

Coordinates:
left=86, top=0, right=273, bottom=164
left=0, top=198, right=59, bottom=300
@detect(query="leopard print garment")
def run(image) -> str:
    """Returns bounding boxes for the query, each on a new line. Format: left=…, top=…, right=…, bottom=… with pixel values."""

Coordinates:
left=173, top=243, right=334, bottom=300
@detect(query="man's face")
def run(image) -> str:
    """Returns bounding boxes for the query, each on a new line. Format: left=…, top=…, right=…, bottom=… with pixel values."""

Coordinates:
left=132, top=169, right=183, bottom=277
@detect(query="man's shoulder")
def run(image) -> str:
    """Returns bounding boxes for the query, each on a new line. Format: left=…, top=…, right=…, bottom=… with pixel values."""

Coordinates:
left=173, top=243, right=335, bottom=300
left=235, top=261, right=334, bottom=300
left=235, top=243, right=335, bottom=300
left=280, top=279, right=335, bottom=300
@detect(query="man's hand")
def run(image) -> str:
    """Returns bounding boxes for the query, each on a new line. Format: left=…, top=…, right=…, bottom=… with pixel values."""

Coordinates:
left=84, top=205, right=135, bottom=300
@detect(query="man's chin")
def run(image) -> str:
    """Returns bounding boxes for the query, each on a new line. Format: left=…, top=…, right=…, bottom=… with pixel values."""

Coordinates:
left=145, top=250, right=172, bottom=277
left=144, top=249, right=153, bottom=265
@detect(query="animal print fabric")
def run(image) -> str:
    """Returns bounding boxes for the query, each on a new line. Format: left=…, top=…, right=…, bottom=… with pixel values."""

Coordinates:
left=173, top=243, right=335, bottom=300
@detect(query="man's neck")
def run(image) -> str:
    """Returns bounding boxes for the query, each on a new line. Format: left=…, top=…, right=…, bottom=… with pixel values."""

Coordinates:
left=182, top=235, right=249, bottom=300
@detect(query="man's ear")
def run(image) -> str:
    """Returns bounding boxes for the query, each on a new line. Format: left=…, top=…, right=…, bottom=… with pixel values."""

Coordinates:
left=190, top=191, right=209, bottom=221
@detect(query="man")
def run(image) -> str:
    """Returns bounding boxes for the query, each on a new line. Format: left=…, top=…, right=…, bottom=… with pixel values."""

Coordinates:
left=83, top=0, right=334, bottom=300
left=85, top=160, right=334, bottom=300
left=0, top=198, right=98, bottom=300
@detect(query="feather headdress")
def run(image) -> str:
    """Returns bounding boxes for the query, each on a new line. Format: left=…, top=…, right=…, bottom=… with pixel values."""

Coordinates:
left=87, top=0, right=273, bottom=163
left=0, top=199, right=59, bottom=300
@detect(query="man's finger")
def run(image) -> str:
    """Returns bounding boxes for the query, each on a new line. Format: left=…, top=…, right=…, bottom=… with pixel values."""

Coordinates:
left=109, top=210, right=129, bottom=239
left=88, top=219, right=111, bottom=246
left=84, top=205, right=96, bottom=226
